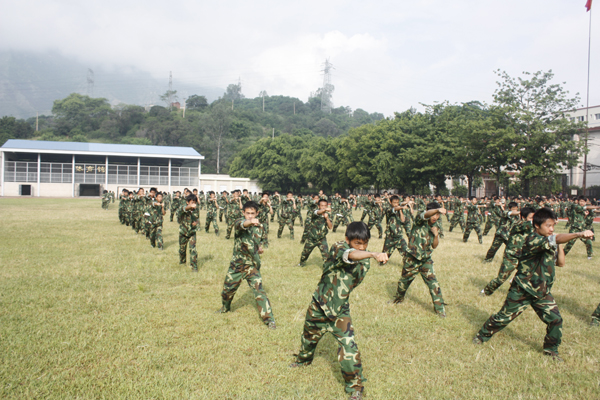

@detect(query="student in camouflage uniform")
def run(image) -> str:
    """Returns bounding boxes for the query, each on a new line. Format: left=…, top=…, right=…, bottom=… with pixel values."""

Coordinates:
left=205, top=191, right=219, bottom=235
left=584, top=206, right=596, bottom=241
left=482, top=201, right=515, bottom=262
left=125, top=191, right=134, bottom=227
left=148, top=192, right=166, bottom=249
left=448, top=197, right=465, bottom=232
left=258, top=192, right=273, bottom=248
left=298, top=199, right=332, bottom=267
left=170, top=191, right=182, bottom=222
left=480, top=207, right=534, bottom=296
left=563, top=196, right=599, bottom=259
left=118, top=189, right=129, bottom=224
left=360, top=194, right=372, bottom=222
left=300, top=195, right=319, bottom=244
left=332, top=197, right=352, bottom=232
left=277, top=192, right=296, bottom=240
left=293, top=194, right=304, bottom=227
left=101, top=190, right=110, bottom=210
left=226, top=190, right=244, bottom=239
left=463, top=197, right=485, bottom=244
left=217, top=201, right=276, bottom=329
left=218, top=191, right=228, bottom=222
left=392, top=202, right=448, bottom=317
left=366, top=194, right=383, bottom=239
left=381, top=195, right=410, bottom=262
left=290, top=222, right=389, bottom=400
left=132, top=188, right=146, bottom=233
left=178, top=194, right=200, bottom=271
left=474, top=208, right=594, bottom=361
left=270, top=191, right=281, bottom=222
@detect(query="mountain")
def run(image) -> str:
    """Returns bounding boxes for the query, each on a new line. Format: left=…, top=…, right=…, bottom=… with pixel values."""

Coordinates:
left=0, top=50, right=223, bottom=119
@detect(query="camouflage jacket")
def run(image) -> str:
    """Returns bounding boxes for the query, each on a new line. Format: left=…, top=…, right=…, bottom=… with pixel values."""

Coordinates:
left=312, top=241, right=371, bottom=321
left=227, top=198, right=243, bottom=219
left=206, top=199, right=218, bottom=218
left=258, top=202, right=271, bottom=223
left=279, top=199, right=295, bottom=219
left=584, top=210, right=595, bottom=229
left=503, top=220, right=533, bottom=262
left=148, top=202, right=164, bottom=226
left=230, top=218, right=264, bottom=269
left=514, top=232, right=558, bottom=298
left=102, top=193, right=110, bottom=203
left=218, top=196, right=227, bottom=211
left=466, top=204, right=480, bottom=223
left=178, top=205, right=199, bottom=236
left=307, top=210, right=329, bottom=241
left=385, top=208, right=409, bottom=238
left=570, top=204, right=586, bottom=228
left=118, top=195, right=128, bottom=209
left=406, top=212, right=436, bottom=261
left=370, top=203, right=383, bottom=222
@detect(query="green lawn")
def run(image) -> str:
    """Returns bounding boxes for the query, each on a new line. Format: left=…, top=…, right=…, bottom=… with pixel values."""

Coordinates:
left=0, top=199, right=599, bottom=399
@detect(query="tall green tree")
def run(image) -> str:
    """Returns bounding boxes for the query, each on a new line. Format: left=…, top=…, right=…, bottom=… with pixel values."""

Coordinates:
left=492, top=70, right=583, bottom=196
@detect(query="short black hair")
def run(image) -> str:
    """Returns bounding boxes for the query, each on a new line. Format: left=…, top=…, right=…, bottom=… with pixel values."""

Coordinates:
left=426, top=201, right=440, bottom=210
left=318, top=198, right=328, bottom=206
left=533, top=207, right=556, bottom=228
left=150, top=187, right=157, bottom=193
left=520, top=207, right=534, bottom=219
left=578, top=195, right=587, bottom=201
left=507, top=201, right=518, bottom=209
left=390, top=195, right=400, bottom=202
left=345, top=221, right=370, bottom=241
left=243, top=201, right=259, bottom=212
left=186, top=194, right=198, bottom=203
left=287, top=191, right=293, bottom=195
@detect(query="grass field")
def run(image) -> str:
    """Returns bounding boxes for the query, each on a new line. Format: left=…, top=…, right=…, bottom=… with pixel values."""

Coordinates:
left=0, top=198, right=599, bottom=399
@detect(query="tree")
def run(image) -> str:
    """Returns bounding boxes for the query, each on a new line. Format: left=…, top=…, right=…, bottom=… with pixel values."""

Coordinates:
left=492, top=70, right=583, bottom=197
left=160, top=90, right=178, bottom=109
left=186, top=95, right=208, bottom=111
left=203, top=103, right=231, bottom=174
left=223, top=81, right=244, bottom=110
left=51, top=93, right=112, bottom=134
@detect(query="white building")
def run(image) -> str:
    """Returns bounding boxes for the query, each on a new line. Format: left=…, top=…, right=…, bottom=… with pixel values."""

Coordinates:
left=566, top=105, right=600, bottom=190
left=0, top=140, right=260, bottom=197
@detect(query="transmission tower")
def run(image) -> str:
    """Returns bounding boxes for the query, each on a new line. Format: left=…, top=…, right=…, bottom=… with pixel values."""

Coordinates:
left=86, top=68, right=94, bottom=97
left=168, top=71, right=173, bottom=107
left=320, top=59, right=334, bottom=113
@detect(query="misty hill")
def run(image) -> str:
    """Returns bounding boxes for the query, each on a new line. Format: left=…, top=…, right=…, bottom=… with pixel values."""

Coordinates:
left=0, top=50, right=223, bottom=119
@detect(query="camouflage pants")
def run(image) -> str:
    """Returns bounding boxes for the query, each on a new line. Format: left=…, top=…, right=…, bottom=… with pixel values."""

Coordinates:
left=367, top=218, right=383, bottom=238
left=221, top=263, right=274, bottom=325
left=382, top=235, right=407, bottom=259
left=295, top=299, right=365, bottom=394
left=395, top=255, right=445, bottom=314
left=293, top=211, right=303, bottom=226
left=170, top=209, right=176, bottom=222
left=278, top=217, right=294, bottom=239
left=564, top=227, right=593, bottom=257
left=463, top=221, right=482, bottom=243
left=592, top=302, right=600, bottom=320
left=179, top=233, right=197, bottom=270
left=271, top=206, right=279, bottom=222
left=483, top=253, right=517, bottom=296
left=149, top=224, right=163, bottom=249
left=118, top=208, right=125, bottom=224
left=259, top=219, right=270, bottom=247
left=226, top=217, right=236, bottom=239
left=449, top=214, right=465, bottom=232
left=478, top=282, right=563, bottom=353
left=484, top=234, right=507, bottom=261
left=333, top=214, right=352, bottom=232
left=360, top=210, right=369, bottom=222
left=205, top=215, right=219, bottom=234
left=102, top=200, right=109, bottom=210
left=483, top=217, right=497, bottom=236
left=300, top=237, right=328, bottom=264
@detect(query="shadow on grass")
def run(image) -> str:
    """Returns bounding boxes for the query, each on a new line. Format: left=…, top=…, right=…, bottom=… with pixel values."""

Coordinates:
left=553, top=294, right=592, bottom=322
left=316, top=334, right=346, bottom=390
left=231, top=285, right=256, bottom=313
left=457, top=303, right=540, bottom=352
left=469, top=276, right=489, bottom=291
left=384, top=281, right=438, bottom=315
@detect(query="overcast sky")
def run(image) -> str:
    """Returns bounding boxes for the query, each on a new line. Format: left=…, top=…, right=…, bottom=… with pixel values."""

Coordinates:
left=1, top=0, right=598, bottom=116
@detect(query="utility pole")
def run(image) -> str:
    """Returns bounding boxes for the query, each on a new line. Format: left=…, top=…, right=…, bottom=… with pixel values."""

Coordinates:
left=272, top=128, right=274, bottom=139
left=36, top=112, right=39, bottom=132
left=583, top=2, right=593, bottom=194
left=293, top=102, right=295, bottom=115
left=168, top=71, right=173, bottom=110
left=320, top=59, right=334, bottom=113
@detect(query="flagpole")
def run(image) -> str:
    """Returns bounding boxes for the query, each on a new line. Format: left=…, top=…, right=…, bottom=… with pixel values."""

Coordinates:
left=583, top=4, right=592, bottom=194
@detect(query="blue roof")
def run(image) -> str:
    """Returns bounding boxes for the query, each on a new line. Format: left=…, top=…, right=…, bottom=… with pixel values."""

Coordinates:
left=1, top=139, right=203, bottom=159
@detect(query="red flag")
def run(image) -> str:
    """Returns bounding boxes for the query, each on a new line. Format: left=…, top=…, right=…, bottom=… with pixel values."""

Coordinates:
left=586, top=0, right=592, bottom=11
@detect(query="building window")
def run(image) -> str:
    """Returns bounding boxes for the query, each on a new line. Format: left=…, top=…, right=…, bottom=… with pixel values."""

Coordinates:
left=595, top=113, right=600, bottom=120
left=571, top=117, right=576, bottom=122
left=579, top=116, right=585, bottom=122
